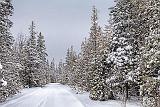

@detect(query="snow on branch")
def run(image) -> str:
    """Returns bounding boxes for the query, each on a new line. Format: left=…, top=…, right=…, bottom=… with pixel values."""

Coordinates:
left=0, top=62, right=7, bottom=86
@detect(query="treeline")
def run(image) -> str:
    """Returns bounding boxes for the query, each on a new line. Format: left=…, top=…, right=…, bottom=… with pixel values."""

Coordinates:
left=0, top=0, right=55, bottom=102
left=13, top=21, right=54, bottom=88
left=55, top=1, right=160, bottom=107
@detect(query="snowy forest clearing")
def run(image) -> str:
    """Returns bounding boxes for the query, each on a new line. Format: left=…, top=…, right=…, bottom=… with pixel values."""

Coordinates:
left=0, top=83, right=141, bottom=107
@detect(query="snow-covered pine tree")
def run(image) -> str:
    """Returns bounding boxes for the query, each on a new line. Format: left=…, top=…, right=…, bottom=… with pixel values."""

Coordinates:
left=72, top=39, right=94, bottom=92
left=69, top=46, right=77, bottom=87
left=105, top=0, right=143, bottom=100
left=72, top=53, right=86, bottom=92
left=37, top=32, right=50, bottom=85
left=139, top=0, right=160, bottom=106
left=14, top=34, right=28, bottom=87
left=45, top=60, right=51, bottom=84
left=88, top=6, right=109, bottom=101
left=62, top=48, right=70, bottom=85
left=64, top=46, right=77, bottom=86
left=92, top=26, right=114, bottom=100
left=79, top=38, right=91, bottom=91
left=56, top=59, right=64, bottom=83
left=0, top=0, right=22, bottom=102
left=54, top=63, right=59, bottom=83
left=88, top=6, right=100, bottom=96
left=25, top=21, right=42, bottom=87
left=50, top=58, right=56, bottom=83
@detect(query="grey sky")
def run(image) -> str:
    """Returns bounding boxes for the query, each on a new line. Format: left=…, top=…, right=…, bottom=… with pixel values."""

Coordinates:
left=11, top=0, right=115, bottom=63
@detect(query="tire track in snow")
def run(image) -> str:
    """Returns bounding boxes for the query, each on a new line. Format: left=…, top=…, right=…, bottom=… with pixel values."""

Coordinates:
left=0, top=84, right=85, bottom=107
left=43, top=87, right=85, bottom=107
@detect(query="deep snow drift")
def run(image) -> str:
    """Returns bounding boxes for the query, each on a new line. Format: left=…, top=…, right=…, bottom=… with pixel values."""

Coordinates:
left=0, top=83, right=141, bottom=107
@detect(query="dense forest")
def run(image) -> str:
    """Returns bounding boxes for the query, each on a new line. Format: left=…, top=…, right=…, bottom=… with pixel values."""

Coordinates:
left=0, top=0, right=159, bottom=107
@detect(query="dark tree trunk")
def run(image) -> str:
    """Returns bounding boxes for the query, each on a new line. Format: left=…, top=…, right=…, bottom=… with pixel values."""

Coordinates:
left=125, top=82, right=129, bottom=99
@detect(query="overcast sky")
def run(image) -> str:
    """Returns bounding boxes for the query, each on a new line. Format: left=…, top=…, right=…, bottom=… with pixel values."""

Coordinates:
left=11, top=0, right=115, bottom=63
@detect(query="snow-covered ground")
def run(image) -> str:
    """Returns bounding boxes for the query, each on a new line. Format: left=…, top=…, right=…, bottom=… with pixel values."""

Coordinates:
left=0, top=83, right=141, bottom=107
left=75, top=92, right=141, bottom=107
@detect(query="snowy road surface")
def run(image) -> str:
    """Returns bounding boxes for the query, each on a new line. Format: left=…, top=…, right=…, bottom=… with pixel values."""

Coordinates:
left=0, top=83, right=141, bottom=107
left=0, top=84, right=84, bottom=107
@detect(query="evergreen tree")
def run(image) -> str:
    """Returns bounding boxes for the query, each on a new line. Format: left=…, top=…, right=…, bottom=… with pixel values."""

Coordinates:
left=104, top=0, right=144, bottom=100
left=64, top=46, right=77, bottom=86
left=62, top=48, right=70, bottom=84
left=88, top=6, right=100, bottom=95
left=138, top=0, right=160, bottom=106
left=73, top=54, right=85, bottom=92
left=37, top=32, right=47, bottom=64
left=0, top=0, right=22, bottom=102
left=26, top=21, right=41, bottom=87
left=37, top=32, right=50, bottom=85
left=88, top=6, right=109, bottom=101
left=68, top=46, right=77, bottom=86
left=14, top=34, right=28, bottom=87
left=45, top=60, right=51, bottom=84
left=50, top=58, right=56, bottom=83
left=56, top=60, right=64, bottom=83
left=78, top=39, right=91, bottom=91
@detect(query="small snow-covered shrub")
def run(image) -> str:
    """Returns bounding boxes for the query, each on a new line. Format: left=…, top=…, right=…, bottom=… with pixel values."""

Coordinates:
left=143, top=96, right=157, bottom=107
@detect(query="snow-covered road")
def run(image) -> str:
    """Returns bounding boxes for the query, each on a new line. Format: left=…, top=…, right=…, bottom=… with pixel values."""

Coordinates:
left=0, top=84, right=84, bottom=107
left=0, top=83, right=141, bottom=107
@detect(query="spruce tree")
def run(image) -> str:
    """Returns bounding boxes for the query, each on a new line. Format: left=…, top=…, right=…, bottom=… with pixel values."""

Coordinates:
left=79, top=39, right=91, bottom=91
left=0, top=0, right=22, bottom=102
left=14, top=34, right=28, bottom=87
left=105, top=0, right=144, bottom=100
left=26, top=21, right=41, bottom=87
left=73, top=54, right=86, bottom=92
left=64, top=46, right=77, bottom=86
left=37, top=32, right=49, bottom=85
left=50, top=58, right=56, bottom=83
left=45, top=60, right=51, bottom=84
left=88, top=6, right=109, bottom=101
left=139, top=0, right=160, bottom=106
left=63, top=48, right=71, bottom=84
left=56, top=60, right=64, bottom=83
left=88, top=6, right=100, bottom=96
